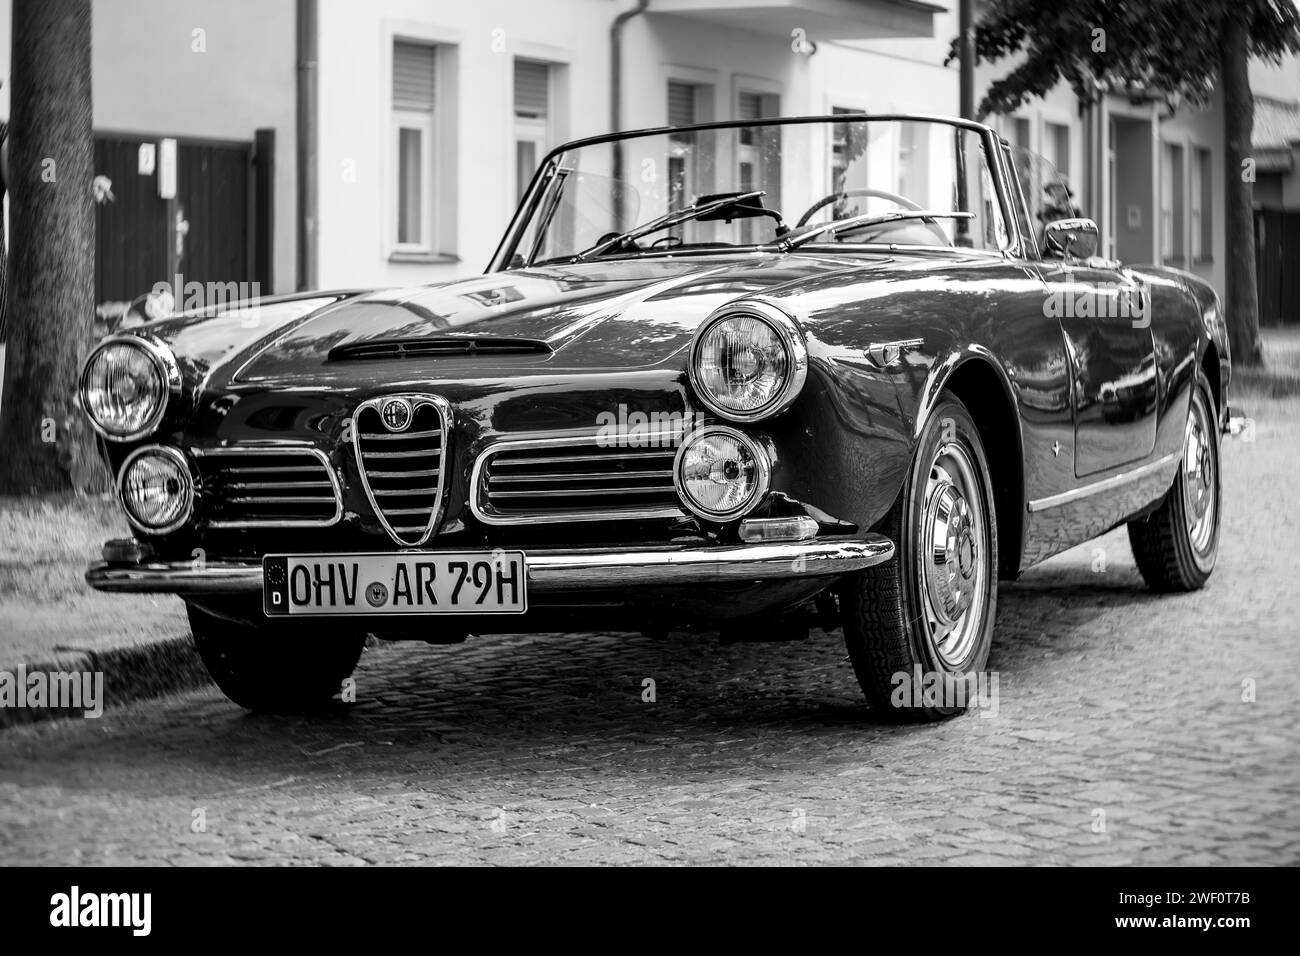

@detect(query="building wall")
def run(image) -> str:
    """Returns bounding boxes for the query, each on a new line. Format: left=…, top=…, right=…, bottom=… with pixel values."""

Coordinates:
left=1250, top=57, right=1300, bottom=101
left=1155, top=90, right=1225, bottom=295
left=1, top=0, right=1287, bottom=305
left=314, top=0, right=611, bottom=289
left=971, top=52, right=1229, bottom=296
left=1284, top=154, right=1300, bottom=208
left=811, top=4, right=960, bottom=116
left=1251, top=57, right=1300, bottom=212
left=0, top=0, right=299, bottom=294
left=313, top=0, right=969, bottom=289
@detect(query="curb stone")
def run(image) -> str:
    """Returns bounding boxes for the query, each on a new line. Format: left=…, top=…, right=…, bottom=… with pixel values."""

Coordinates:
left=0, top=635, right=209, bottom=729
left=0, top=634, right=395, bottom=728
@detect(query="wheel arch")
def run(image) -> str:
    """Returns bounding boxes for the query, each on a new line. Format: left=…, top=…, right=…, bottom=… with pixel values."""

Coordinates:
left=1201, top=340, right=1222, bottom=418
left=924, top=351, right=1026, bottom=580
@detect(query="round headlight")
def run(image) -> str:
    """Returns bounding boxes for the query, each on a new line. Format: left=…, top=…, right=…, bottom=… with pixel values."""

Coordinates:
left=674, top=426, right=771, bottom=521
left=689, top=303, right=807, bottom=422
left=118, top=446, right=194, bottom=534
left=80, top=337, right=177, bottom=441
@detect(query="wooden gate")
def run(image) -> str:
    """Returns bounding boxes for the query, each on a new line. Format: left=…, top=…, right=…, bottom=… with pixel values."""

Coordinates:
left=94, top=131, right=274, bottom=306
left=1255, top=208, right=1300, bottom=326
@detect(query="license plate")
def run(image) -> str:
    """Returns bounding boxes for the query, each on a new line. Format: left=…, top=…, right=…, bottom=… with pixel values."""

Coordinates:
left=263, top=551, right=527, bottom=616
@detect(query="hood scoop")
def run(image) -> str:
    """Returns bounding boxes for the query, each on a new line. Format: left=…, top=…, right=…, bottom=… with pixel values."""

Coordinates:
left=328, top=335, right=552, bottom=362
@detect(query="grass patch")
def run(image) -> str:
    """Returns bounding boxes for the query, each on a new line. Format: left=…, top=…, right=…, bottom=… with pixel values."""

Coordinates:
left=0, top=494, right=130, bottom=600
left=1232, top=328, right=1300, bottom=401
left=0, top=494, right=187, bottom=662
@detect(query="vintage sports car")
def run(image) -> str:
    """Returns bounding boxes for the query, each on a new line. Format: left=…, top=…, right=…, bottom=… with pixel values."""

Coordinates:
left=82, top=114, right=1231, bottom=721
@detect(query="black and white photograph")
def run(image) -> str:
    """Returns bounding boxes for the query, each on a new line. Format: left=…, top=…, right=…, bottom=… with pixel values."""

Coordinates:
left=0, top=0, right=1296, bottom=905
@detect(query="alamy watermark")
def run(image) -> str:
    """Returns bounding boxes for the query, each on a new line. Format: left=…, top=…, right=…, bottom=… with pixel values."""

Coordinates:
left=0, top=666, right=104, bottom=718
left=50, top=886, right=150, bottom=936
left=1043, top=281, right=1149, bottom=329
left=890, top=666, right=999, bottom=717
left=595, top=403, right=705, bottom=448
left=151, top=272, right=262, bottom=325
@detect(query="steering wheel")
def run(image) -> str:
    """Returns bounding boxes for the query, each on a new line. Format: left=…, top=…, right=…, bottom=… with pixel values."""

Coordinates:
left=795, top=187, right=950, bottom=245
left=650, top=235, right=684, bottom=250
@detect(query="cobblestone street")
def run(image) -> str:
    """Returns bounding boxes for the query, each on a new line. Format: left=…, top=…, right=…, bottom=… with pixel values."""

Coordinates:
left=0, top=398, right=1296, bottom=866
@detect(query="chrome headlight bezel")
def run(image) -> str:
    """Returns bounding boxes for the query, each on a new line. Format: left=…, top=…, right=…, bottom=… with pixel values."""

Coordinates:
left=673, top=424, right=772, bottom=522
left=116, top=444, right=196, bottom=536
left=79, top=334, right=182, bottom=442
left=688, top=301, right=808, bottom=423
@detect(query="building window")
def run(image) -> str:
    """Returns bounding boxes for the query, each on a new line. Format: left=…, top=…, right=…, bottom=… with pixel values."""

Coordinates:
left=1161, top=142, right=1185, bottom=263
left=667, top=80, right=712, bottom=212
left=898, top=120, right=928, bottom=202
left=1191, top=147, right=1212, bottom=262
left=1011, top=117, right=1031, bottom=150
left=392, top=40, right=438, bottom=253
left=736, top=90, right=780, bottom=242
left=514, top=59, right=551, bottom=203
left=1044, top=121, right=1070, bottom=179
left=1006, top=117, right=1033, bottom=202
left=830, top=105, right=857, bottom=199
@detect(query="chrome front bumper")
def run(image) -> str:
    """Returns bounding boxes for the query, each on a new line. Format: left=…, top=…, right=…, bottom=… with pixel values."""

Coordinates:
left=85, top=534, right=894, bottom=595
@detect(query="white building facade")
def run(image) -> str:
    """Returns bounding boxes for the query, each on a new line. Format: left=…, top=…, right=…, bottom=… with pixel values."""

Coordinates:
left=2, top=0, right=1296, bottom=305
left=311, top=0, right=961, bottom=288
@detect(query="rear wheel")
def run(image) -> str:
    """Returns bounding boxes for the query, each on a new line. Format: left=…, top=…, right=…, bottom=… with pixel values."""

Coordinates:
left=1127, top=372, right=1221, bottom=591
left=839, top=395, right=998, bottom=721
left=187, top=602, right=367, bottom=714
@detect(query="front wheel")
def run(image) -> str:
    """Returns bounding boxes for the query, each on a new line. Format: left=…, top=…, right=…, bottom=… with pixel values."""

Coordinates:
left=1127, top=372, right=1221, bottom=591
left=187, top=602, right=367, bottom=714
left=839, top=394, right=998, bottom=721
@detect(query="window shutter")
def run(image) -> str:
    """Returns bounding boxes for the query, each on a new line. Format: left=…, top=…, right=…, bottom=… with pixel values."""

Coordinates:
left=514, top=60, right=550, bottom=119
left=393, top=41, right=437, bottom=111
left=738, top=91, right=778, bottom=121
left=668, top=81, right=696, bottom=127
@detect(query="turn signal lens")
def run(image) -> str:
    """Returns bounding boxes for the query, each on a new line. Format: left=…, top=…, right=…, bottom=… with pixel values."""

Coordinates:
left=738, top=516, right=819, bottom=543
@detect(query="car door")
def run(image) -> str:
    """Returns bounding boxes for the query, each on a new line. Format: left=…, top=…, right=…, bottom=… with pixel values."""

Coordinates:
left=1008, top=143, right=1158, bottom=478
left=1039, top=260, right=1158, bottom=477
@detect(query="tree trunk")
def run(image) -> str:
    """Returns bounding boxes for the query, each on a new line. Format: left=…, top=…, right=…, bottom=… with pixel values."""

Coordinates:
left=1220, top=15, right=1263, bottom=368
left=0, top=0, right=98, bottom=493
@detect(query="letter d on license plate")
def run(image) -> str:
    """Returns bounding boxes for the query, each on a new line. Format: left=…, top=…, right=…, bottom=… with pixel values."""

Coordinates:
left=263, top=551, right=527, bottom=616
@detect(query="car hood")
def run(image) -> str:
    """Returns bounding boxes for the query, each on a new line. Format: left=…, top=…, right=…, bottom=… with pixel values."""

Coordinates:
left=228, top=254, right=890, bottom=388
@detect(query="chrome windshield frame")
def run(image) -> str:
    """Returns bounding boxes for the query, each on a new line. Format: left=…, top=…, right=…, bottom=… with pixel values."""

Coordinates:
left=487, top=113, right=1023, bottom=272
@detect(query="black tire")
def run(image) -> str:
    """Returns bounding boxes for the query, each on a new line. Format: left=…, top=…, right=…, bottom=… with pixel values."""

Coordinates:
left=1127, top=372, right=1221, bottom=591
left=187, top=601, right=367, bottom=714
left=839, top=394, right=998, bottom=722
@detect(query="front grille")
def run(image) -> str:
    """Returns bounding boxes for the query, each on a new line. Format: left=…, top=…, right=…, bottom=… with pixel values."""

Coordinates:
left=474, top=436, right=686, bottom=525
left=353, top=394, right=449, bottom=546
left=195, top=447, right=341, bottom=528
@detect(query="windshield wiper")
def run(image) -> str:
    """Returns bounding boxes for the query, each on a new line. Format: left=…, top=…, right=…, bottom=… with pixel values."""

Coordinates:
left=572, top=190, right=766, bottom=262
left=779, top=210, right=975, bottom=252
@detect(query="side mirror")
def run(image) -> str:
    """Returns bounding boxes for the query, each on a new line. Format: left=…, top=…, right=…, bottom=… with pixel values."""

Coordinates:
left=1044, top=217, right=1099, bottom=261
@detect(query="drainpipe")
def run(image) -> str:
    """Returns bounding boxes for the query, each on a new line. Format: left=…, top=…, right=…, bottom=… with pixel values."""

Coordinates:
left=958, top=0, right=975, bottom=120
left=296, top=0, right=319, bottom=291
left=610, top=0, right=649, bottom=229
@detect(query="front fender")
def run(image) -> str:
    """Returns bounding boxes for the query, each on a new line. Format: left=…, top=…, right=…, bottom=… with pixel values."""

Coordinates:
left=915, top=343, right=1021, bottom=441
left=762, top=332, right=974, bottom=535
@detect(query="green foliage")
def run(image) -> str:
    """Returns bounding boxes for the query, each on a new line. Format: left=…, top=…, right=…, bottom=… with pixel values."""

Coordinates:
left=949, top=0, right=1300, bottom=117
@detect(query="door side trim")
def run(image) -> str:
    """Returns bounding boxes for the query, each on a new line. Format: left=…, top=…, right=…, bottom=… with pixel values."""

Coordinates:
left=1027, top=451, right=1179, bottom=513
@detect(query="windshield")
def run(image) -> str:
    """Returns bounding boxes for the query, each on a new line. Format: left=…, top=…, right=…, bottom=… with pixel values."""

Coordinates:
left=501, top=117, right=1010, bottom=267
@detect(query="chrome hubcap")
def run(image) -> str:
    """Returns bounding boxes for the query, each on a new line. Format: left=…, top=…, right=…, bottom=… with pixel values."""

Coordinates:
left=1184, top=393, right=1217, bottom=553
left=918, top=443, right=987, bottom=668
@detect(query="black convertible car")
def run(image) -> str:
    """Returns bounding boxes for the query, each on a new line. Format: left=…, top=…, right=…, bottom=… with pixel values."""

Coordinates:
left=81, top=114, right=1230, bottom=720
